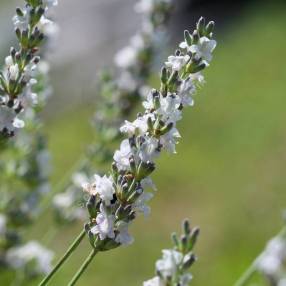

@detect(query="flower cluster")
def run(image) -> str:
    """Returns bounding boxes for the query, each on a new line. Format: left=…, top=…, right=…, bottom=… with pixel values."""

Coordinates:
left=6, top=241, right=54, bottom=277
left=255, top=231, right=286, bottom=285
left=82, top=17, right=216, bottom=252
left=0, top=0, right=58, bottom=279
left=143, top=219, right=199, bottom=286
left=52, top=0, right=173, bottom=223
left=0, top=0, right=57, bottom=140
left=0, top=60, right=54, bottom=278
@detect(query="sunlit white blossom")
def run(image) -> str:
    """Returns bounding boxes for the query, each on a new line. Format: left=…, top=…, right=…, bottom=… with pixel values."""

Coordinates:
left=93, top=175, right=115, bottom=205
left=158, top=95, right=182, bottom=123
left=91, top=205, right=115, bottom=240
left=165, top=55, right=190, bottom=71
left=188, top=37, right=216, bottom=63
left=120, top=115, right=149, bottom=136
left=113, top=139, right=133, bottom=170
left=156, top=249, right=183, bottom=279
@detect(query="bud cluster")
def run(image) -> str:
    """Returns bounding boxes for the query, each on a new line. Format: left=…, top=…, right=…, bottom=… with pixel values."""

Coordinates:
left=0, top=0, right=57, bottom=140
left=143, top=219, right=199, bottom=286
left=82, top=18, right=216, bottom=252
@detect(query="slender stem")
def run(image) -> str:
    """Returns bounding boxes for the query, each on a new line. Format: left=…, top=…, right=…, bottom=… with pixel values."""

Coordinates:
left=68, top=249, right=98, bottom=286
left=39, top=229, right=86, bottom=286
left=234, top=263, right=256, bottom=286
left=234, top=226, right=286, bottom=286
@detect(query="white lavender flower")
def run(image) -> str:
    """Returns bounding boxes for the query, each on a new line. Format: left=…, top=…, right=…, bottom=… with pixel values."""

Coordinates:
left=6, top=241, right=54, bottom=275
left=156, top=249, right=183, bottom=279
left=180, top=36, right=216, bottom=63
left=113, top=139, right=133, bottom=170
left=115, top=221, right=134, bottom=245
left=165, top=55, right=190, bottom=71
left=120, top=115, right=149, bottom=136
left=143, top=219, right=198, bottom=286
left=90, top=205, right=115, bottom=240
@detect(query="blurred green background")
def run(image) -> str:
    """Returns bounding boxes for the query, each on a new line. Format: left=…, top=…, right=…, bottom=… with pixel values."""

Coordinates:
left=1, top=0, right=286, bottom=285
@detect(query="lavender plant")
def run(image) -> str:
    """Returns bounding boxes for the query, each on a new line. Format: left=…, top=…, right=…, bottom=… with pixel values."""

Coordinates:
left=143, top=219, right=199, bottom=286
left=40, top=17, right=216, bottom=286
left=0, top=0, right=58, bottom=280
left=0, top=0, right=57, bottom=142
left=52, top=0, right=173, bottom=224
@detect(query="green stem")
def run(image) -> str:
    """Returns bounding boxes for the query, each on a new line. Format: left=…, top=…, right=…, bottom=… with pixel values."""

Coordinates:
left=68, top=249, right=98, bottom=286
left=39, top=229, right=86, bottom=286
left=233, top=263, right=256, bottom=286
left=234, top=226, right=286, bottom=286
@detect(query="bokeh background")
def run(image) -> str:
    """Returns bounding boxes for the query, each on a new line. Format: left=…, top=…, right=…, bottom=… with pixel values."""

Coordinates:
left=1, top=0, right=286, bottom=285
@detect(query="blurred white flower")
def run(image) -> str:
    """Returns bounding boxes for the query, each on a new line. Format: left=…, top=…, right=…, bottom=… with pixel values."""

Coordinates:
left=6, top=241, right=54, bottom=275
left=114, top=46, right=137, bottom=69
left=256, top=237, right=286, bottom=277
left=0, top=214, right=7, bottom=236
left=117, top=72, right=137, bottom=92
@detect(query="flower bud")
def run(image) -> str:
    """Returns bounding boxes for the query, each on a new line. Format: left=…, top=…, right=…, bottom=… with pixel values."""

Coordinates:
left=171, top=232, right=179, bottom=248
left=183, top=253, right=196, bottom=270
left=129, top=155, right=136, bottom=174
left=184, top=30, right=193, bottom=46
left=16, top=7, right=24, bottom=17
left=183, top=219, right=191, bottom=235
left=206, top=21, right=215, bottom=36
left=137, top=161, right=155, bottom=180
left=86, top=195, right=97, bottom=219
left=192, top=30, right=199, bottom=44
left=159, top=122, right=173, bottom=136
left=160, top=67, right=168, bottom=84
left=189, top=227, right=200, bottom=250
left=196, top=16, right=205, bottom=36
